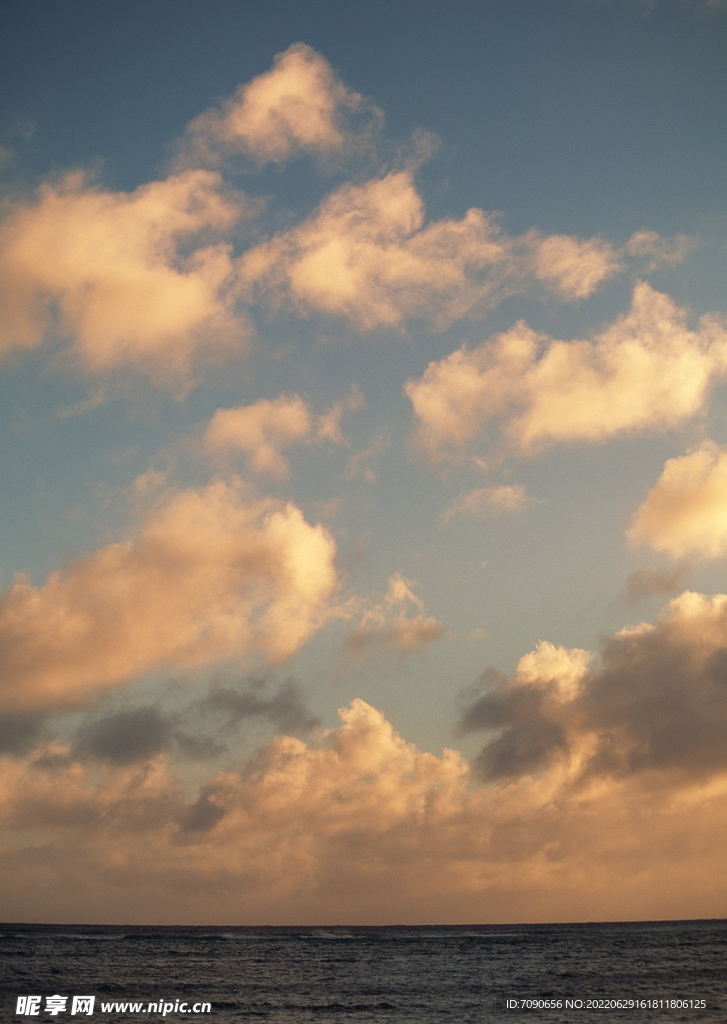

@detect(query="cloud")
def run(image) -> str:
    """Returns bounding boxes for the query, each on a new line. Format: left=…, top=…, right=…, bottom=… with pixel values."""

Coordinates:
left=530, top=233, right=622, bottom=299
left=67, top=677, right=318, bottom=767
left=407, top=283, right=727, bottom=459
left=204, top=389, right=361, bottom=476
left=238, top=166, right=636, bottom=331
left=197, top=677, right=320, bottom=736
left=342, top=573, right=443, bottom=662
left=0, top=712, right=46, bottom=757
left=442, top=484, right=530, bottom=521
left=623, top=564, right=692, bottom=602
left=626, top=229, right=696, bottom=270
left=76, top=707, right=171, bottom=765
left=0, top=169, right=248, bottom=379
left=459, top=592, right=727, bottom=784
left=0, top=481, right=338, bottom=713
left=205, top=395, right=312, bottom=476
left=314, top=385, right=364, bottom=444
left=628, top=441, right=727, bottom=559
left=182, top=43, right=381, bottom=167
left=2, top=690, right=727, bottom=923
left=238, top=170, right=520, bottom=329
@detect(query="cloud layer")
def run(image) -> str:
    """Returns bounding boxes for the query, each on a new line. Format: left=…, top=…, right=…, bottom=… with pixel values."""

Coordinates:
left=2, top=671, right=727, bottom=923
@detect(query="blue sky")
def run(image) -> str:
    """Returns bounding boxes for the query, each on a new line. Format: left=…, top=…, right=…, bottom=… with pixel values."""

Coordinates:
left=1, top=0, right=727, bottom=925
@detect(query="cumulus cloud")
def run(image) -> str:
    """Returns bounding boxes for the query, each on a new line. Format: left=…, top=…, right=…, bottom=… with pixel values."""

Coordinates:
left=407, top=283, right=727, bottom=459
left=459, top=592, right=727, bottom=784
left=343, top=573, right=443, bottom=661
left=2, top=689, right=727, bottom=923
left=205, top=395, right=312, bottom=476
left=238, top=170, right=516, bottom=330
left=0, top=169, right=248, bottom=378
left=204, top=389, right=361, bottom=476
left=442, top=484, right=530, bottom=521
left=0, top=481, right=338, bottom=713
left=182, top=43, right=381, bottom=167
left=237, top=164, right=637, bottom=331
left=628, top=441, right=727, bottom=559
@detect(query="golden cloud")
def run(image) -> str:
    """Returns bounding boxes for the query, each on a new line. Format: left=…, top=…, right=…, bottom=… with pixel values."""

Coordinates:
left=182, top=43, right=381, bottom=167
left=204, top=389, right=362, bottom=476
left=442, top=484, right=531, bottom=521
left=407, top=283, right=727, bottom=458
left=629, top=441, right=727, bottom=559
left=0, top=169, right=248, bottom=378
left=342, top=573, right=443, bottom=662
left=1, top=685, right=727, bottom=923
left=0, top=481, right=338, bottom=713
left=238, top=170, right=514, bottom=329
left=530, top=233, right=622, bottom=299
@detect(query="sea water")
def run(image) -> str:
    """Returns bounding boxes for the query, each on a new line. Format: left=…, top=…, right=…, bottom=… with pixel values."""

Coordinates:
left=0, top=920, right=725, bottom=1024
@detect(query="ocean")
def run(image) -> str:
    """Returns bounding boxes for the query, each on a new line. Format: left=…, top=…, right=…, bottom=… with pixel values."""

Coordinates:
left=0, top=920, right=724, bottom=1024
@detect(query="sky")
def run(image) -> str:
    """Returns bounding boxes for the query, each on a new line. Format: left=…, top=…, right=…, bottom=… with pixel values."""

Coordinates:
left=0, top=0, right=726, bottom=925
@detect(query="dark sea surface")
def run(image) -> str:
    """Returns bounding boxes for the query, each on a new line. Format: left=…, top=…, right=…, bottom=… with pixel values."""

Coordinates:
left=0, top=920, right=725, bottom=1024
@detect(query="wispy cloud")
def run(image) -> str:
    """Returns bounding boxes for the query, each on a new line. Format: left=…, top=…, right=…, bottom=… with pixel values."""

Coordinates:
left=442, top=484, right=531, bottom=521
left=342, top=573, right=443, bottom=662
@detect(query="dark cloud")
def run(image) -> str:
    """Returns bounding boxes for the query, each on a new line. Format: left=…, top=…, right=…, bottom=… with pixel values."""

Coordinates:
left=458, top=594, right=727, bottom=784
left=457, top=669, right=568, bottom=780
left=623, top=565, right=691, bottom=603
left=0, top=712, right=45, bottom=755
left=179, top=792, right=226, bottom=834
left=76, top=707, right=170, bottom=764
left=68, top=678, right=317, bottom=767
left=198, top=677, right=319, bottom=735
